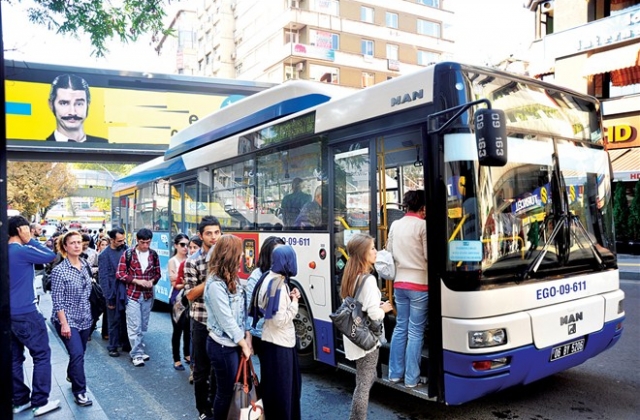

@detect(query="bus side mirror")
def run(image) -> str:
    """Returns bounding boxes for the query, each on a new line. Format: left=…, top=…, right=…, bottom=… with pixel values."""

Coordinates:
left=474, top=109, right=508, bottom=167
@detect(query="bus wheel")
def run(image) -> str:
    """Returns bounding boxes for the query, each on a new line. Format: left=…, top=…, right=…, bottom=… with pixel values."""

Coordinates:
left=294, top=305, right=316, bottom=371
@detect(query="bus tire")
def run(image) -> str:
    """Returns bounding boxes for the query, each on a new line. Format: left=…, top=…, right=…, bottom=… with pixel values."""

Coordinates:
left=294, top=305, right=316, bottom=371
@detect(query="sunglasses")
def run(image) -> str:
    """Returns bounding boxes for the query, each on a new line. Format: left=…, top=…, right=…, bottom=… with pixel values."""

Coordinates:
left=178, top=242, right=189, bottom=247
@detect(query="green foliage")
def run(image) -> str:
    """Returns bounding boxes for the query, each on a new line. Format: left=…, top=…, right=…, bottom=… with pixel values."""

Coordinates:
left=16, top=0, right=176, bottom=57
left=629, top=181, right=640, bottom=240
left=613, top=182, right=630, bottom=240
left=7, top=162, right=76, bottom=220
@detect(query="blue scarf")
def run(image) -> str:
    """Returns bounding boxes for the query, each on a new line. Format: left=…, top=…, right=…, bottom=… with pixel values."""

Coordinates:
left=263, top=246, right=298, bottom=320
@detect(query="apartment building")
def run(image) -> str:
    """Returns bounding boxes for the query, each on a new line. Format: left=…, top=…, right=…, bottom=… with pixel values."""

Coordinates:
left=526, top=0, right=640, bottom=185
left=184, top=0, right=454, bottom=88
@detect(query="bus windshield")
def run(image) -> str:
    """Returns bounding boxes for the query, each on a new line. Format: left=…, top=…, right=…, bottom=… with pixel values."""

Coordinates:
left=444, top=74, right=615, bottom=282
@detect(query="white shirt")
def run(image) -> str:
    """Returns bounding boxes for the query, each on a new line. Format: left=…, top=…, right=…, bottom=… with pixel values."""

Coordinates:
left=137, top=249, right=149, bottom=272
left=343, top=274, right=386, bottom=361
left=258, top=273, right=298, bottom=348
left=53, top=130, right=86, bottom=143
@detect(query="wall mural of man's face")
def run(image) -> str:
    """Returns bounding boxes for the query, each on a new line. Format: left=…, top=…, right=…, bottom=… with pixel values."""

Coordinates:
left=49, top=88, right=88, bottom=134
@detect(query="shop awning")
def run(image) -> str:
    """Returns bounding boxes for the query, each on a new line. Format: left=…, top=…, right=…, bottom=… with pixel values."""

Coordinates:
left=583, top=42, right=640, bottom=86
left=610, top=147, right=640, bottom=182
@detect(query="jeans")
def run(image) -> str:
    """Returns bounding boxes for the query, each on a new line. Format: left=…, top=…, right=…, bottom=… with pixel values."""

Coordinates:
left=11, top=311, right=52, bottom=408
left=388, top=288, right=428, bottom=386
left=54, top=323, right=91, bottom=395
left=206, top=338, right=241, bottom=420
left=192, top=319, right=215, bottom=416
left=125, top=296, right=153, bottom=358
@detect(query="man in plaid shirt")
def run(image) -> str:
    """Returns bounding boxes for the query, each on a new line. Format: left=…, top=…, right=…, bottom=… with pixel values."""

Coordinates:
left=116, top=228, right=161, bottom=367
left=184, top=216, right=222, bottom=420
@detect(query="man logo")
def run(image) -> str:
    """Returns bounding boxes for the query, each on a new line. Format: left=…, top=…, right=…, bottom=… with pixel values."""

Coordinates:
left=390, top=89, right=424, bottom=107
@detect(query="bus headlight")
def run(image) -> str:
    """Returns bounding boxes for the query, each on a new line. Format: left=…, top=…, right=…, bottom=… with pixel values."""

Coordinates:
left=468, top=328, right=507, bottom=348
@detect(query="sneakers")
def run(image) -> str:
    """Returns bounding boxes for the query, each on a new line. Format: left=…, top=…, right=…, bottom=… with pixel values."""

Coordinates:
left=132, top=356, right=145, bottom=367
left=109, top=350, right=120, bottom=357
left=32, top=399, right=60, bottom=417
left=198, top=412, right=213, bottom=420
left=389, top=377, right=402, bottom=384
left=141, top=354, right=150, bottom=361
left=74, top=393, right=93, bottom=407
left=12, top=402, right=31, bottom=414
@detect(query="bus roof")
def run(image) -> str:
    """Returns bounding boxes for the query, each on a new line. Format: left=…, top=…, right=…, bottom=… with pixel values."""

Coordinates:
left=164, top=80, right=353, bottom=160
left=112, top=156, right=186, bottom=191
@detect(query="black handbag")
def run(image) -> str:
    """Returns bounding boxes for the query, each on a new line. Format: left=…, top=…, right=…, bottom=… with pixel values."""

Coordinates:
left=330, top=275, right=383, bottom=351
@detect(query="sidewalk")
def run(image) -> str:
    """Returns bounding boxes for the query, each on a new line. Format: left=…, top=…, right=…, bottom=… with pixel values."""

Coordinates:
left=14, top=294, right=108, bottom=420
left=618, top=253, right=640, bottom=281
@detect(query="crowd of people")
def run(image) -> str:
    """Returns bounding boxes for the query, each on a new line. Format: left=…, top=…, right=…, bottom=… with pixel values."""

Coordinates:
left=9, top=188, right=429, bottom=420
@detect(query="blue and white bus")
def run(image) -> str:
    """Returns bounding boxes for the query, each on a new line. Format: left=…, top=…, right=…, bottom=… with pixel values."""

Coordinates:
left=112, top=62, right=625, bottom=405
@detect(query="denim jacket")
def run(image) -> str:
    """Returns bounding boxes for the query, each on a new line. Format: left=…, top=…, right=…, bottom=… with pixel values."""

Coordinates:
left=204, top=274, right=249, bottom=347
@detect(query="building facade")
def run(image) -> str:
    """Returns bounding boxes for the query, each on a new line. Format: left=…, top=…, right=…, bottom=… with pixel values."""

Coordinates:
left=526, top=0, right=640, bottom=185
left=178, top=0, right=454, bottom=88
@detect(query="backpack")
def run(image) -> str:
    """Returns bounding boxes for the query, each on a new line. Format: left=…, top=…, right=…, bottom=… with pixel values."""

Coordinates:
left=248, top=270, right=270, bottom=329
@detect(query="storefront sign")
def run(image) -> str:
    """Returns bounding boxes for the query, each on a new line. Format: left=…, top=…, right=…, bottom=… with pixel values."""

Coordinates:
left=604, top=115, right=640, bottom=149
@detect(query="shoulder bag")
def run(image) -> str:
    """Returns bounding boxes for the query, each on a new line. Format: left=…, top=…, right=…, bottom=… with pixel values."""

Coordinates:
left=227, top=356, right=264, bottom=420
left=329, top=274, right=383, bottom=351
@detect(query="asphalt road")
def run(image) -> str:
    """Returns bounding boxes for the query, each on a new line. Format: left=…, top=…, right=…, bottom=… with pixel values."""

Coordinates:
left=84, top=280, right=639, bottom=420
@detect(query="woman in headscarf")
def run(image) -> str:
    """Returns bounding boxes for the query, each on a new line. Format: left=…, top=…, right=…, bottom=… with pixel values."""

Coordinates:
left=257, top=245, right=302, bottom=420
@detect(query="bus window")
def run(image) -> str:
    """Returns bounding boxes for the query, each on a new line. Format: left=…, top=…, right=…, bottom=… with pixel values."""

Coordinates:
left=213, top=160, right=255, bottom=229
left=256, top=140, right=323, bottom=230
left=170, top=183, right=183, bottom=237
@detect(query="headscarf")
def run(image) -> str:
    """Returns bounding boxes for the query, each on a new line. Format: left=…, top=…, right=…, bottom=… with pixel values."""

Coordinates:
left=263, top=245, right=297, bottom=319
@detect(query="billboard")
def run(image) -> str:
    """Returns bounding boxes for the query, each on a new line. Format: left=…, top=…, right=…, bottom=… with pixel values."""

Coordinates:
left=5, top=60, right=273, bottom=157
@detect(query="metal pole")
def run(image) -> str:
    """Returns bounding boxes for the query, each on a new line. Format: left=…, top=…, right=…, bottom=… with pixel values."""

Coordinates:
left=0, top=1, right=15, bottom=417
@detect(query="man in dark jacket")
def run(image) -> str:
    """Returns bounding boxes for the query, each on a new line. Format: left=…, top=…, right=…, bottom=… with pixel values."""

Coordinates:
left=98, top=227, right=129, bottom=357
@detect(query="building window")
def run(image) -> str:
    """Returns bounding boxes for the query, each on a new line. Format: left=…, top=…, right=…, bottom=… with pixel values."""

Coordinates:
left=386, top=12, right=398, bottom=28
left=417, top=19, right=441, bottom=37
left=417, top=50, right=440, bottom=66
left=361, top=39, right=374, bottom=56
left=285, top=29, right=299, bottom=44
left=205, top=53, right=211, bottom=65
left=418, top=0, right=440, bottom=7
left=362, top=72, right=375, bottom=88
left=310, top=29, right=339, bottom=50
left=361, top=6, right=374, bottom=23
left=310, top=64, right=339, bottom=84
left=386, top=44, right=399, bottom=60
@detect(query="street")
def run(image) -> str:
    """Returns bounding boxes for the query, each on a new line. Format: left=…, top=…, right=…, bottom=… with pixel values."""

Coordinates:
left=77, top=279, right=639, bottom=420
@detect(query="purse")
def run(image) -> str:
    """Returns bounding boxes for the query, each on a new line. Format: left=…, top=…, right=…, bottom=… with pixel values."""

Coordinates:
left=227, top=356, right=264, bottom=420
left=89, top=281, right=106, bottom=322
left=172, top=290, right=187, bottom=324
left=329, top=275, right=383, bottom=351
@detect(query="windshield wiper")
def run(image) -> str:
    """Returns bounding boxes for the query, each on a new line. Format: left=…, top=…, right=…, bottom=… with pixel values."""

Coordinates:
left=522, top=147, right=605, bottom=280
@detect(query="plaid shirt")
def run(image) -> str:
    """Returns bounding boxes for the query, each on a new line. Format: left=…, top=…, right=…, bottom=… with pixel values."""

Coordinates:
left=50, top=258, right=93, bottom=331
left=116, top=248, right=161, bottom=301
left=184, top=249, right=209, bottom=325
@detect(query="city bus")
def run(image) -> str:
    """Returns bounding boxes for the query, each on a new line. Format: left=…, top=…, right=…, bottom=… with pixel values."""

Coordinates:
left=112, top=62, right=625, bottom=404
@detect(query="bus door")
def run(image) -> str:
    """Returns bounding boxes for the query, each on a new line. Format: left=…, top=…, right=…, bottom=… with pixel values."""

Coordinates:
left=112, top=193, right=135, bottom=241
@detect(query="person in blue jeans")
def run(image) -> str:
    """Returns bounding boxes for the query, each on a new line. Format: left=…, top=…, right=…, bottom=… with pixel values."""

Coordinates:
left=8, top=215, right=60, bottom=416
left=203, top=235, right=252, bottom=420
left=386, top=190, right=429, bottom=388
left=50, top=230, right=94, bottom=407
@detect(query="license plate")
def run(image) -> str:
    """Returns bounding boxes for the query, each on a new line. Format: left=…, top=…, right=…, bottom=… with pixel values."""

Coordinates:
left=550, top=338, right=585, bottom=361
